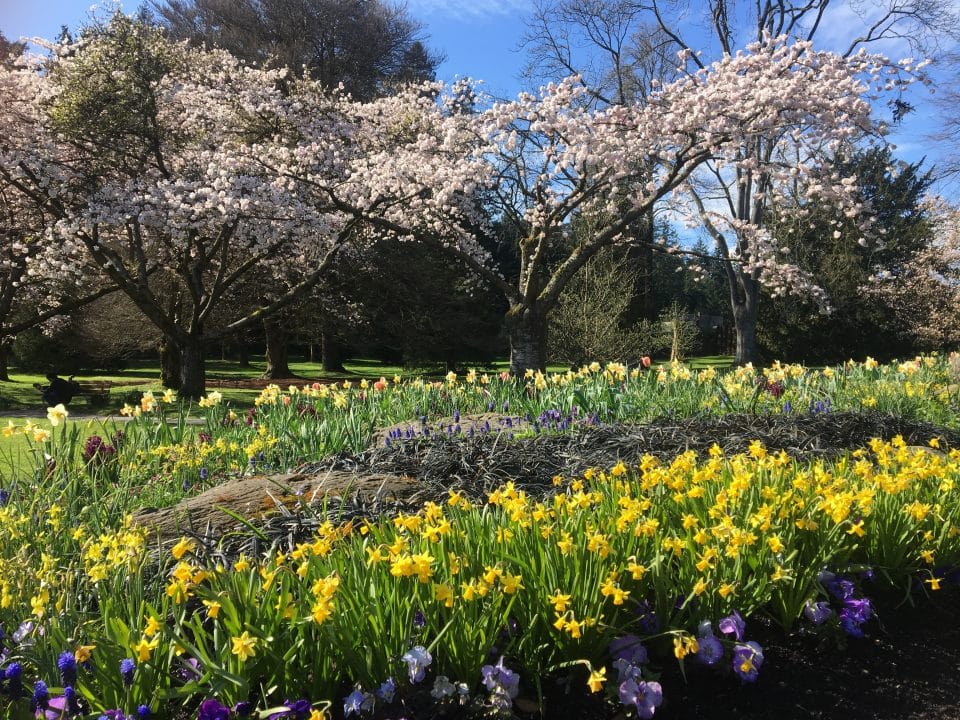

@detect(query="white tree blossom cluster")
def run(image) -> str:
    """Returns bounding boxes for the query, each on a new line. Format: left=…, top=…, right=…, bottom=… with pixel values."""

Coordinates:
left=0, top=16, right=923, bottom=384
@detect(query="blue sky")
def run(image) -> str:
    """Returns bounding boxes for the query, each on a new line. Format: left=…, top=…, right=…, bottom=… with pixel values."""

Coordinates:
left=0, top=0, right=954, bottom=188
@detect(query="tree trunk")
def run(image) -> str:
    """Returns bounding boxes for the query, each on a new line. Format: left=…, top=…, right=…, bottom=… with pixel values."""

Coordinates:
left=179, top=337, right=206, bottom=399
left=626, top=211, right=657, bottom=323
left=262, top=319, right=293, bottom=379
left=321, top=332, right=346, bottom=373
left=237, top=341, right=249, bottom=368
left=507, top=304, right=548, bottom=374
left=732, top=275, right=760, bottom=365
left=160, top=336, right=182, bottom=390
left=0, top=337, right=11, bottom=382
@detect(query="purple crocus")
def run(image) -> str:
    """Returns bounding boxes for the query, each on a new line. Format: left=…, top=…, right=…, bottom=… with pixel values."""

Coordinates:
left=233, top=702, right=254, bottom=718
left=803, top=600, right=833, bottom=625
left=827, top=578, right=855, bottom=600
left=480, top=656, right=520, bottom=700
left=343, top=690, right=366, bottom=717
left=401, top=646, right=432, bottom=684
left=732, top=642, right=764, bottom=682
left=267, top=699, right=312, bottom=720
left=619, top=678, right=663, bottom=719
left=609, top=635, right=648, bottom=665
left=196, top=699, right=230, bottom=720
left=839, top=597, right=873, bottom=637
left=376, top=678, right=396, bottom=704
left=718, top=610, right=745, bottom=641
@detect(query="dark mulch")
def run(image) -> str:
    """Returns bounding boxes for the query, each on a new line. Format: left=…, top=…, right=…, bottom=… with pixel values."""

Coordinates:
left=656, top=584, right=960, bottom=720
left=311, top=411, right=959, bottom=495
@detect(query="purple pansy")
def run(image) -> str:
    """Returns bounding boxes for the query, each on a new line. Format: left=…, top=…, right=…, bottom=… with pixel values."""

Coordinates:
left=619, top=678, right=663, bottom=719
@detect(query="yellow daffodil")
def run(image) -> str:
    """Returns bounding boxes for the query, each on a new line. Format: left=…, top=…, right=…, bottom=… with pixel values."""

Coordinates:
left=231, top=631, right=258, bottom=661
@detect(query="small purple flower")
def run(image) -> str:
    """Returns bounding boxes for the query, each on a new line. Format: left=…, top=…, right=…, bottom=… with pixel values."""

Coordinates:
left=13, top=620, right=34, bottom=643
left=343, top=690, right=366, bottom=717
left=612, top=658, right=643, bottom=683
left=136, top=705, right=150, bottom=720
left=803, top=600, right=833, bottom=625
left=412, top=609, right=426, bottom=628
left=31, top=680, right=50, bottom=713
left=376, top=678, right=396, bottom=703
left=839, top=597, right=873, bottom=637
left=120, top=658, right=135, bottom=687
left=402, top=645, right=432, bottom=684
left=5, top=661, right=23, bottom=698
left=732, top=641, right=764, bottom=682
left=480, top=656, right=520, bottom=700
left=232, top=702, right=254, bottom=718
left=0, top=488, right=8, bottom=505
left=619, top=678, right=663, bottom=719
left=635, top=601, right=660, bottom=634
left=843, top=597, right=873, bottom=623
left=609, top=635, right=647, bottom=665
left=64, top=687, right=81, bottom=715
left=46, top=685, right=82, bottom=718
left=197, top=699, right=230, bottom=720
left=827, top=578, right=855, bottom=600
left=58, top=650, right=78, bottom=685
left=268, top=699, right=312, bottom=719
left=718, top=610, right=745, bottom=641
left=696, top=634, right=723, bottom=666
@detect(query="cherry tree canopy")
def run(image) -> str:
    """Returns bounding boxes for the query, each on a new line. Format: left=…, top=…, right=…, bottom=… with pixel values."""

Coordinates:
left=0, top=16, right=483, bottom=396
left=450, top=36, right=917, bottom=371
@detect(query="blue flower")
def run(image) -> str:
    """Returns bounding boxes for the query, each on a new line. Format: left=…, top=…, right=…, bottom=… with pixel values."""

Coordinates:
left=480, top=656, right=520, bottom=699
left=197, top=699, right=230, bottom=720
left=402, top=645, right=432, bottom=684
left=826, top=577, right=854, bottom=600
left=343, top=690, right=365, bottom=717
left=3, top=662, right=22, bottom=699
left=375, top=678, right=396, bottom=703
left=803, top=600, right=833, bottom=625
left=718, top=610, right=745, bottom=641
left=58, top=650, right=78, bottom=685
left=608, top=635, right=647, bottom=665
left=66, top=686, right=81, bottom=715
left=31, top=680, right=50, bottom=713
left=119, top=658, right=135, bottom=687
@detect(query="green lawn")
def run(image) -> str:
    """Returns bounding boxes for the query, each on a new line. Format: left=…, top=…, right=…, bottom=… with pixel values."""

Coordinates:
left=0, top=355, right=737, bottom=414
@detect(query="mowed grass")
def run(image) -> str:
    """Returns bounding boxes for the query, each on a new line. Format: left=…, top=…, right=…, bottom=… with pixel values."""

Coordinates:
left=0, top=417, right=126, bottom=479
left=0, top=355, right=737, bottom=414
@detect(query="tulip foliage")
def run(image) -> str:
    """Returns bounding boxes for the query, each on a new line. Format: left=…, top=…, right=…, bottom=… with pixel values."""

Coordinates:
left=0, top=14, right=920, bottom=384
